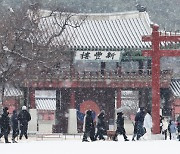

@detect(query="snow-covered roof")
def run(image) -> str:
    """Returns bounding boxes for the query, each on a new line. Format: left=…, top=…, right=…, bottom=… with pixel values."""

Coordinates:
left=170, top=79, right=180, bottom=97
left=35, top=98, right=56, bottom=111
left=37, top=11, right=151, bottom=50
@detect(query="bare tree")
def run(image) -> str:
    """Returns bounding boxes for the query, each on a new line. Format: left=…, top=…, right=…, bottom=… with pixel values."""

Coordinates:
left=0, top=1, right=86, bottom=104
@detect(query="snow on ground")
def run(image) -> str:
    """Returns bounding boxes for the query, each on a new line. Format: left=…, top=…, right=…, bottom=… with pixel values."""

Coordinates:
left=0, top=135, right=179, bottom=154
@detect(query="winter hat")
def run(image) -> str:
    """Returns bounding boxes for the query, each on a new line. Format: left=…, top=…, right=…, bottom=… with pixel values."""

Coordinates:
left=13, top=110, right=17, bottom=114
left=86, top=110, right=92, bottom=116
left=100, top=110, right=105, bottom=114
left=117, top=111, right=123, bottom=115
left=22, top=106, right=27, bottom=110
left=3, top=107, right=9, bottom=113
left=140, top=107, right=145, bottom=112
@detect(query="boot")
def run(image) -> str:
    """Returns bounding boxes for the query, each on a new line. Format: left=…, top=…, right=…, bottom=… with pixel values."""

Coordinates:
left=25, top=135, right=28, bottom=139
left=5, top=137, right=11, bottom=143
left=5, top=141, right=11, bottom=143
left=113, top=136, right=118, bottom=141
left=19, top=136, right=22, bottom=140
left=5, top=140, right=11, bottom=143
left=82, top=139, right=89, bottom=142
left=12, top=138, right=18, bottom=143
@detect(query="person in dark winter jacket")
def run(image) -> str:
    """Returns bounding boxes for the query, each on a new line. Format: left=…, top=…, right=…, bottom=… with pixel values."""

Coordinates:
left=18, top=106, right=31, bottom=140
left=94, top=110, right=106, bottom=140
left=82, top=110, right=96, bottom=142
left=0, top=107, right=11, bottom=143
left=177, top=114, right=180, bottom=141
left=11, top=110, right=19, bottom=143
left=135, top=107, right=146, bottom=140
left=161, top=117, right=168, bottom=140
left=160, top=115, right=163, bottom=133
left=132, top=108, right=140, bottom=141
left=113, top=111, right=129, bottom=141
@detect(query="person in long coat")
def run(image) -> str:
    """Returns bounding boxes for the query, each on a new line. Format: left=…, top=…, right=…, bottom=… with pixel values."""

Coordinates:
left=82, top=110, right=96, bottom=142
left=113, top=111, right=129, bottom=141
left=0, top=107, right=11, bottom=143
left=132, top=108, right=140, bottom=141
left=161, top=117, right=168, bottom=140
left=11, top=110, right=19, bottom=143
left=135, top=107, right=146, bottom=140
left=143, top=110, right=152, bottom=140
left=94, top=110, right=106, bottom=140
left=177, top=114, right=180, bottom=141
left=18, top=106, right=31, bottom=140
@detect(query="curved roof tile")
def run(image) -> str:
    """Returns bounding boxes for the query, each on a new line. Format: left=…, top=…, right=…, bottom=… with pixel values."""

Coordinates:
left=38, top=11, right=152, bottom=50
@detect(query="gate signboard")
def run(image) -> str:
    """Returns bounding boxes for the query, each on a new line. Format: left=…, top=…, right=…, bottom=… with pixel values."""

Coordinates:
left=75, top=51, right=123, bottom=61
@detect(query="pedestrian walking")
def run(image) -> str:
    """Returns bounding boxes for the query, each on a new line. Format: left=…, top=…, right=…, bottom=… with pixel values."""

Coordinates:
left=177, top=114, right=180, bottom=141
left=169, top=120, right=177, bottom=140
left=161, top=117, right=168, bottom=140
left=160, top=115, right=163, bottom=133
left=94, top=110, right=106, bottom=140
left=113, top=111, right=129, bottom=141
left=0, top=107, right=11, bottom=143
left=168, top=120, right=172, bottom=140
left=11, top=110, right=19, bottom=143
left=82, top=110, right=96, bottom=142
left=135, top=107, right=146, bottom=140
left=143, top=110, right=152, bottom=140
left=18, top=106, right=31, bottom=140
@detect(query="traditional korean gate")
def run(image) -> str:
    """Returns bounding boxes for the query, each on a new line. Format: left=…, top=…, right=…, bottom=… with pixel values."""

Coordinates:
left=142, top=24, right=180, bottom=134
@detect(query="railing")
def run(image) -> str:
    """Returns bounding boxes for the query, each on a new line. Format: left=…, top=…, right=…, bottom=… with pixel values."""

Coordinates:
left=28, top=69, right=173, bottom=81
left=63, top=69, right=172, bottom=80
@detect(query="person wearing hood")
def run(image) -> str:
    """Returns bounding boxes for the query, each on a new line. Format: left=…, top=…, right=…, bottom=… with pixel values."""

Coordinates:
left=143, top=110, right=152, bottom=140
left=82, top=110, right=96, bottom=142
left=0, top=107, right=11, bottom=143
left=11, top=110, right=19, bottom=143
left=94, top=110, right=106, bottom=140
left=18, top=106, right=31, bottom=140
left=134, top=107, right=146, bottom=140
left=113, top=111, right=129, bottom=141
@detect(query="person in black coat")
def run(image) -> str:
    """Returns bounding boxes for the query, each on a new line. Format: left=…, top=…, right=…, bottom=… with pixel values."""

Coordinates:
left=113, top=111, right=129, bottom=141
left=135, top=107, right=146, bottom=140
left=82, top=110, right=96, bottom=142
left=94, top=110, right=106, bottom=140
left=0, top=107, right=11, bottom=143
left=18, top=106, right=31, bottom=140
left=11, top=110, right=19, bottom=143
left=177, top=114, right=180, bottom=141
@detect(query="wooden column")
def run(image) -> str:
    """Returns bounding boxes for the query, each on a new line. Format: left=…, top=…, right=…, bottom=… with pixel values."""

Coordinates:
left=116, top=89, right=121, bottom=108
left=151, top=27, right=160, bottom=134
left=70, top=89, right=75, bottom=109
left=23, top=87, right=28, bottom=107
left=53, top=89, right=61, bottom=133
left=29, top=88, right=35, bottom=109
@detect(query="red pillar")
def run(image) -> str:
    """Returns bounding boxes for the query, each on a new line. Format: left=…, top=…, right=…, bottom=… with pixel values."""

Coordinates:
left=29, top=88, right=35, bottom=109
left=70, top=89, right=75, bottom=109
left=116, top=89, right=121, bottom=108
left=151, top=26, right=160, bottom=134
